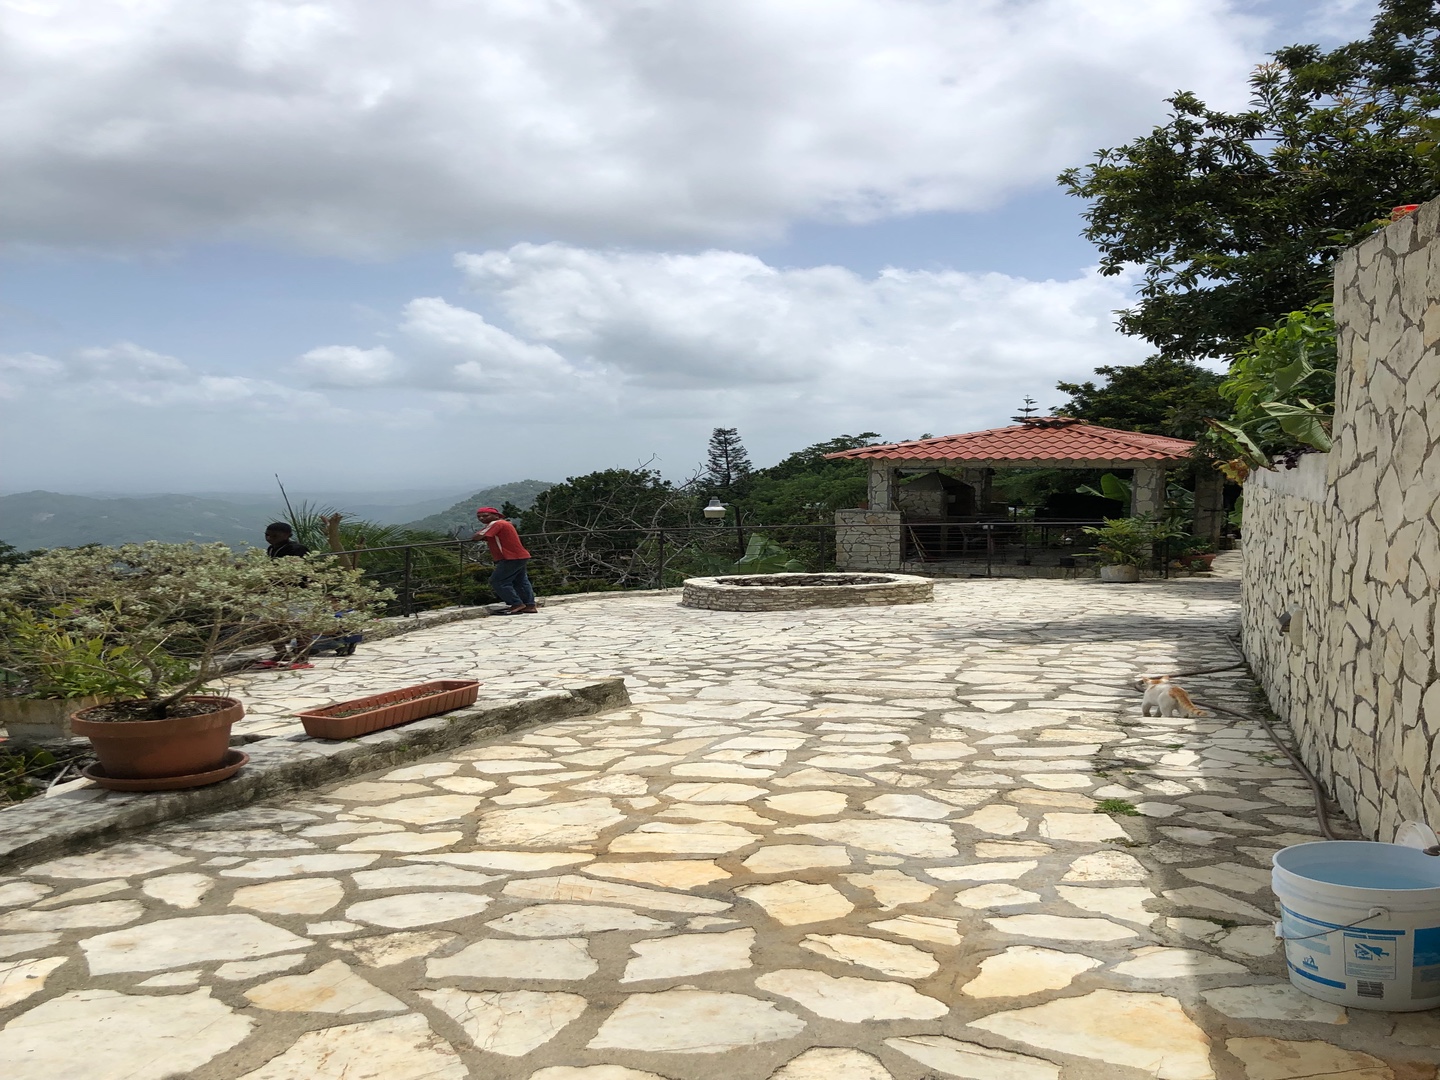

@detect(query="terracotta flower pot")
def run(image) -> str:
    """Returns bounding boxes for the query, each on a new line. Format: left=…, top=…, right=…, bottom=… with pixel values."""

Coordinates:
left=71, top=696, right=242, bottom=780
left=298, top=679, right=480, bottom=740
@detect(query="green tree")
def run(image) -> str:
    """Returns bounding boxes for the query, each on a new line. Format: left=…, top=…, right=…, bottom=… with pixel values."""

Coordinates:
left=1011, top=396, right=1041, bottom=422
left=520, top=468, right=698, bottom=587
left=742, top=433, right=882, bottom=524
left=1059, top=0, right=1440, bottom=360
left=1209, top=302, right=1338, bottom=474
left=704, top=427, right=753, bottom=493
left=0, top=542, right=39, bottom=569
left=1054, top=356, right=1230, bottom=439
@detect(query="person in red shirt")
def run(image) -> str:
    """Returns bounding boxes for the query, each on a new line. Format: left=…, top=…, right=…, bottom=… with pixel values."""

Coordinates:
left=472, top=507, right=538, bottom=614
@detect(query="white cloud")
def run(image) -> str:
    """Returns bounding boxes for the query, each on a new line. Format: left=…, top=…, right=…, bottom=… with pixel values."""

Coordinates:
left=308, top=242, right=1149, bottom=454
left=1304, top=0, right=1376, bottom=41
left=0, top=352, right=64, bottom=399
left=398, top=298, right=584, bottom=392
left=72, top=342, right=190, bottom=381
left=1, top=341, right=337, bottom=416
left=0, top=0, right=1264, bottom=252
left=297, top=344, right=400, bottom=387
left=453, top=243, right=1147, bottom=398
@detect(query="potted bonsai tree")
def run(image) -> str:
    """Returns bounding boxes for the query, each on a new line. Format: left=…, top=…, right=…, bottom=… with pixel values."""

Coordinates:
left=0, top=542, right=390, bottom=788
left=1081, top=516, right=1160, bottom=583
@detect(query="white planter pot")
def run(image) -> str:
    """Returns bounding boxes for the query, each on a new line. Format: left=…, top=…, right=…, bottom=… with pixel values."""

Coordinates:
left=0, top=695, right=105, bottom=745
left=1099, top=564, right=1140, bottom=583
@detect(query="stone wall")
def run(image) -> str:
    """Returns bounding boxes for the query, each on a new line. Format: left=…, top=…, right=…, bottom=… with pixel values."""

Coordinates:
left=896, top=473, right=947, bottom=519
left=834, top=509, right=903, bottom=571
left=1238, top=455, right=1337, bottom=807
left=680, top=572, right=933, bottom=611
left=1241, top=200, right=1440, bottom=841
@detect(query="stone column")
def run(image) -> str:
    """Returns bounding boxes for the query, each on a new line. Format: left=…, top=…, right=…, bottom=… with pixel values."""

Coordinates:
left=834, top=510, right=903, bottom=570
left=867, top=463, right=896, bottom=511
left=1130, top=465, right=1166, bottom=517
left=959, top=468, right=992, bottom=511
left=1192, top=470, right=1225, bottom=544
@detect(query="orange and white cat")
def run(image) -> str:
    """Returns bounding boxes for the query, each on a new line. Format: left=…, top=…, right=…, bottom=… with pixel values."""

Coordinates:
left=1137, top=676, right=1208, bottom=718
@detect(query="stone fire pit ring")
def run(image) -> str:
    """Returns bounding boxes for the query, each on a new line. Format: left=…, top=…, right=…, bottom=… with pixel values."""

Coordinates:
left=680, top=572, right=933, bottom=611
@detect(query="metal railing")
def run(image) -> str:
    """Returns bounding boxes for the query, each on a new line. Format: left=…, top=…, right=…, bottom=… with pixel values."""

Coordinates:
left=319, top=518, right=1174, bottom=618
left=320, top=522, right=841, bottom=617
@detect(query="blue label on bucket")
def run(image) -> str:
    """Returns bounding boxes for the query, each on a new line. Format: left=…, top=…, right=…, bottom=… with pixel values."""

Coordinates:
left=1280, top=906, right=1331, bottom=954
left=1412, top=927, right=1440, bottom=998
left=1288, top=959, right=1346, bottom=988
left=1344, top=933, right=1397, bottom=980
left=1413, top=927, right=1440, bottom=966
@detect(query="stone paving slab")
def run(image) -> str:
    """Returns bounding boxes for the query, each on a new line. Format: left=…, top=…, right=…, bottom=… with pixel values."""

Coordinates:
left=0, top=576, right=1436, bottom=1080
left=0, top=680, right=627, bottom=872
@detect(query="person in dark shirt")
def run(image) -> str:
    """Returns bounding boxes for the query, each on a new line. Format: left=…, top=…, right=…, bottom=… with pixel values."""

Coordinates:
left=260, top=521, right=312, bottom=666
left=265, top=522, right=309, bottom=559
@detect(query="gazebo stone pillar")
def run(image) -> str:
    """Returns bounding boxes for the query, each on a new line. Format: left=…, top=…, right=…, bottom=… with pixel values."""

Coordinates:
left=1130, top=465, right=1167, bottom=518
left=867, top=463, right=896, bottom=511
left=834, top=509, right=902, bottom=571
left=1192, top=470, right=1225, bottom=545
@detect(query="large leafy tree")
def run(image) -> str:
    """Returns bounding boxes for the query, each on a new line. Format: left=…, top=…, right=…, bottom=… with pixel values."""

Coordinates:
left=1054, top=356, right=1229, bottom=439
left=1060, top=0, right=1440, bottom=360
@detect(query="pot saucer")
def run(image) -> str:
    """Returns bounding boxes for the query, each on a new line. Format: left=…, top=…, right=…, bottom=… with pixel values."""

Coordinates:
left=81, top=749, right=249, bottom=792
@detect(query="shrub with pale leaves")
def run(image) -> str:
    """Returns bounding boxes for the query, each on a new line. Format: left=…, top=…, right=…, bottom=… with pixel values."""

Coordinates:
left=0, top=543, right=393, bottom=718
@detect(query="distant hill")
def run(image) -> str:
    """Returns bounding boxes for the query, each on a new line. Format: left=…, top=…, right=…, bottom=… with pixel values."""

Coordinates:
left=186, top=489, right=471, bottom=526
left=403, top=481, right=555, bottom=535
left=0, top=491, right=275, bottom=550
left=0, top=481, right=554, bottom=550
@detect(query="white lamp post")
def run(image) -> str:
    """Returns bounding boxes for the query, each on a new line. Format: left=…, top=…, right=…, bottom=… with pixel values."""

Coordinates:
left=702, top=495, right=747, bottom=557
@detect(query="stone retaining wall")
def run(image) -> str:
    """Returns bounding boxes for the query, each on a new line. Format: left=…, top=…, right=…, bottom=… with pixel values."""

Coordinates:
left=0, top=679, right=629, bottom=872
left=1241, top=199, right=1440, bottom=841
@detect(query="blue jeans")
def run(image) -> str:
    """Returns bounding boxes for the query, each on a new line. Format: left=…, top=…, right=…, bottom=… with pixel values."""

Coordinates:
left=490, top=559, right=536, bottom=607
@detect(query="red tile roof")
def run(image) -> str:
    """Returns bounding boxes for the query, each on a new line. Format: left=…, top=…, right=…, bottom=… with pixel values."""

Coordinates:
left=825, top=418, right=1196, bottom=463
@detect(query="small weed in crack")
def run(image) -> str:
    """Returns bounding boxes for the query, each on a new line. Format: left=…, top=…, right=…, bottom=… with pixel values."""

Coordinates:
left=1095, top=798, right=1141, bottom=816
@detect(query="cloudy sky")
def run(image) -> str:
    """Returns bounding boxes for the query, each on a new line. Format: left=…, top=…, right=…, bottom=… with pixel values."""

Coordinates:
left=0, top=0, right=1375, bottom=496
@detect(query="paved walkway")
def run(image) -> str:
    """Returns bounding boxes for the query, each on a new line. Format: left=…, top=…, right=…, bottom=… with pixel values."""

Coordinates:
left=2, top=575, right=1436, bottom=1080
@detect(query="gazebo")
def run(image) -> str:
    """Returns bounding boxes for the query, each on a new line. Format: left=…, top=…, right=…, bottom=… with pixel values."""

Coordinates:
left=824, top=416, right=1220, bottom=572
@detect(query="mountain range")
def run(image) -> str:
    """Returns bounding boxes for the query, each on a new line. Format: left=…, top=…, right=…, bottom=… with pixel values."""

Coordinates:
left=0, top=481, right=553, bottom=550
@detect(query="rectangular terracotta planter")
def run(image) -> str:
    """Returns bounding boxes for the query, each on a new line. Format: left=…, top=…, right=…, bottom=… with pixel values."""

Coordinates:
left=297, top=680, right=481, bottom=740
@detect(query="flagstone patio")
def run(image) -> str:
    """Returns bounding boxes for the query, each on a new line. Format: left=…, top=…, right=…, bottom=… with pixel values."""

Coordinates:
left=2, top=568, right=1437, bottom=1080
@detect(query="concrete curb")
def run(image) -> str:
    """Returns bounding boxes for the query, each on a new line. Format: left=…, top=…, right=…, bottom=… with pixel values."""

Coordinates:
left=0, top=677, right=629, bottom=873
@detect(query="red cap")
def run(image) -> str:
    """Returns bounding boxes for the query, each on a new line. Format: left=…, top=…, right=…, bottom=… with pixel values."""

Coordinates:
left=475, top=507, right=501, bottom=516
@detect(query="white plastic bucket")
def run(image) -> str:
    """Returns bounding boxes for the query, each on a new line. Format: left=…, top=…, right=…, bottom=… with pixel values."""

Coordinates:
left=1272, top=840, right=1440, bottom=1011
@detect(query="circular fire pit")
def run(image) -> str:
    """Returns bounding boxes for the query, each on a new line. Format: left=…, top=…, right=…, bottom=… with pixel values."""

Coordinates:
left=680, top=572, right=933, bottom=611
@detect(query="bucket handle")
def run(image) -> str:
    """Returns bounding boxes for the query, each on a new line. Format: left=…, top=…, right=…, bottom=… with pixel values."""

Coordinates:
left=1273, top=907, right=1388, bottom=943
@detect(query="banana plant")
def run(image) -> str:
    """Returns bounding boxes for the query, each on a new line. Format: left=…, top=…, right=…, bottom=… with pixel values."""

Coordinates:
left=1208, top=302, right=1336, bottom=469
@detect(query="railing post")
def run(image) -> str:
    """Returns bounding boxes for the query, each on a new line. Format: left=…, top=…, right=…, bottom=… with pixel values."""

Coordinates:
left=455, top=540, right=464, bottom=608
left=402, top=545, right=414, bottom=617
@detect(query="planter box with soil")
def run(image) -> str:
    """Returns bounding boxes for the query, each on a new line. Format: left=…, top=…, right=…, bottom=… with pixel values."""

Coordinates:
left=297, top=680, right=481, bottom=740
